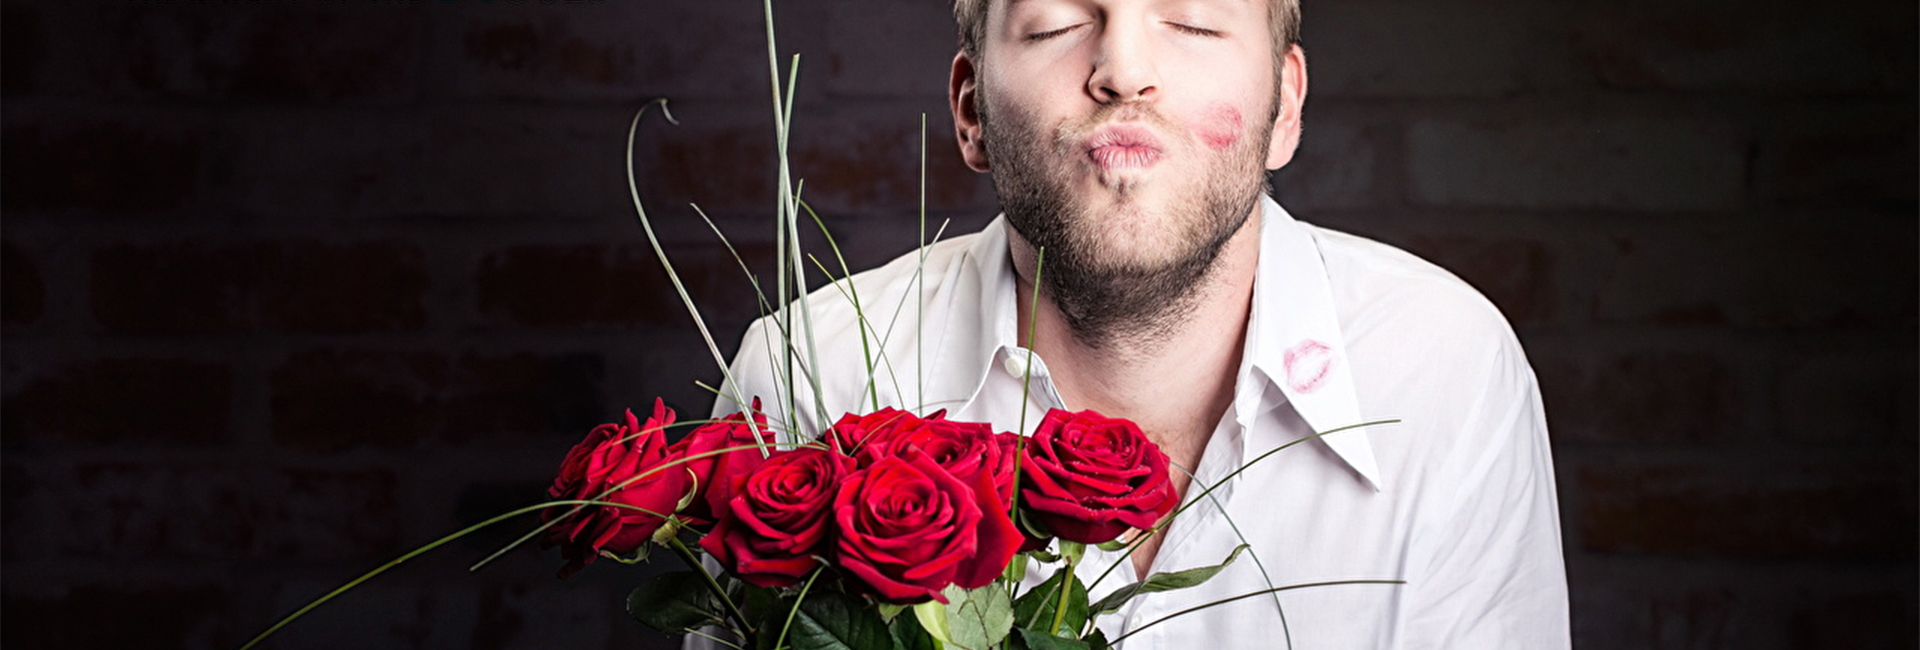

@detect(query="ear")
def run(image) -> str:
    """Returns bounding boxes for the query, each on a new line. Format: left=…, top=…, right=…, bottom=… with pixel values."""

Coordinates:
left=1264, top=45, right=1308, bottom=171
left=950, top=51, right=991, bottom=173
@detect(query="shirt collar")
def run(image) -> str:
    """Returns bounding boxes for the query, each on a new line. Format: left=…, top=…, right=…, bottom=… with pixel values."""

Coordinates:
left=1241, top=196, right=1383, bottom=491
left=932, top=199, right=1383, bottom=491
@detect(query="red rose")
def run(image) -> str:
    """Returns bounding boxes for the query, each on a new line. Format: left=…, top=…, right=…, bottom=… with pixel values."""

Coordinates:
left=833, top=448, right=1022, bottom=604
left=543, top=400, right=692, bottom=578
left=1018, top=409, right=1179, bottom=545
left=700, top=447, right=848, bottom=587
left=824, top=407, right=940, bottom=455
left=668, top=399, right=775, bottom=524
left=856, top=418, right=1018, bottom=507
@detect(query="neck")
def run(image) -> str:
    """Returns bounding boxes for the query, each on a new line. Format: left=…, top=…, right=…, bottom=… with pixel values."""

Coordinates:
left=1008, top=206, right=1262, bottom=442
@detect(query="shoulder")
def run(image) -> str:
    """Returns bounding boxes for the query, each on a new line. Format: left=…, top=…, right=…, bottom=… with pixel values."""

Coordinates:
left=1308, top=223, right=1524, bottom=370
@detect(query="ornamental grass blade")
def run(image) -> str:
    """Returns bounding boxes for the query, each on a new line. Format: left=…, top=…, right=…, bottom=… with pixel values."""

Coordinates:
left=1088, top=544, right=1249, bottom=616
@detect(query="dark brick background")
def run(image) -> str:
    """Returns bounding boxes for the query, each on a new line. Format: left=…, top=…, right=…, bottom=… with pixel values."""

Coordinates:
left=2, top=0, right=1913, bottom=648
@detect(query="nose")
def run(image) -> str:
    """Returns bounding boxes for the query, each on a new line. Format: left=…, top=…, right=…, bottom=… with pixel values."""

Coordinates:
left=1086, top=20, right=1160, bottom=104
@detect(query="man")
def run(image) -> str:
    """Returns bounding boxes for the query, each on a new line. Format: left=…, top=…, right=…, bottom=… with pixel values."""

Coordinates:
left=711, top=0, right=1571, bottom=646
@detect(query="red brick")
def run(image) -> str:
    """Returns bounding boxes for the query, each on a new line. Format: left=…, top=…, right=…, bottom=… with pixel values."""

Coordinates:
left=433, top=0, right=827, bottom=101
left=1577, top=459, right=1917, bottom=558
left=3, top=584, right=231, bottom=649
left=422, top=107, right=630, bottom=218
left=476, top=242, right=774, bottom=330
left=2, top=4, right=42, bottom=96
left=1406, top=236, right=1555, bottom=325
left=270, top=350, right=606, bottom=451
left=1270, top=119, right=1388, bottom=210
left=10, top=463, right=399, bottom=560
left=1307, top=1, right=1578, bottom=97
left=1570, top=0, right=1915, bottom=95
left=2, top=358, right=231, bottom=445
left=1591, top=225, right=1918, bottom=329
left=1533, top=348, right=1737, bottom=444
left=103, top=6, right=418, bottom=102
left=91, top=241, right=428, bottom=334
left=1, top=119, right=203, bottom=213
left=1771, top=115, right=1918, bottom=212
left=824, top=2, right=955, bottom=99
left=473, top=582, right=615, bottom=650
left=637, top=110, right=994, bottom=218
left=1788, top=591, right=1919, bottom=650
left=3, top=239, right=47, bottom=324
left=1407, top=117, right=1747, bottom=212
left=1570, top=566, right=1917, bottom=650
left=1777, top=348, right=1915, bottom=444
left=476, top=245, right=671, bottom=328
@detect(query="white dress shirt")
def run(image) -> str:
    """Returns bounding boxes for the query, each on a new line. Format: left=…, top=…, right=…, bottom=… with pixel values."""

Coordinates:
left=705, top=196, right=1571, bottom=649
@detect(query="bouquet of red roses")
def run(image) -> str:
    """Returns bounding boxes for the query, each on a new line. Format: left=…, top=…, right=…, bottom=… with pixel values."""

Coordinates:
left=541, top=399, right=1223, bottom=650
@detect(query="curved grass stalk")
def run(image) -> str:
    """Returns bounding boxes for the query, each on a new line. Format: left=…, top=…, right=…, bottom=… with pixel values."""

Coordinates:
left=1134, top=463, right=1293, bottom=649
left=623, top=102, right=771, bottom=453
left=1106, top=580, right=1406, bottom=646
left=1086, top=419, right=1402, bottom=592
left=237, top=499, right=677, bottom=650
left=775, top=567, right=827, bottom=650
left=471, top=441, right=790, bottom=572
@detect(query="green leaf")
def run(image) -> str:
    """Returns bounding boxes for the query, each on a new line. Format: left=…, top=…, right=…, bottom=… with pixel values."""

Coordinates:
left=1057, top=541, right=1086, bottom=564
left=890, top=613, right=939, bottom=650
left=945, top=584, right=1015, bottom=650
left=1015, top=628, right=1091, bottom=650
left=912, top=597, right=953, bottom=647
left=876, top=603, right=905, bottom=622
left=1094, top=540, right=1127, bottom=552
left=787, top=591, right=894, bottom=650
left=1012, top=568, right=1089, bottom=637
left=1088, top=544, right=1249, bottom=616
left=626, top=570, right=718, bottom=632
left=1025, top=548, right=1062, bottom=564
left=1084, top=629, right=1112, bottom=650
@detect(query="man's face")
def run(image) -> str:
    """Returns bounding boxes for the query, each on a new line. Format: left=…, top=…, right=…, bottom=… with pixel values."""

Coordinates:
left=953, top=0, right=1292, bottom=341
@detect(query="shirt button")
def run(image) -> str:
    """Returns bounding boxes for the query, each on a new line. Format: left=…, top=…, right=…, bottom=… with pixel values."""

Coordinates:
left=1003, top=350, right=1045, bottom=378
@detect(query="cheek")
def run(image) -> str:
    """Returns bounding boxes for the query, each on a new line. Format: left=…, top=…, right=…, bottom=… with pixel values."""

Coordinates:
left=1194, top=103, right=1244, bottom=152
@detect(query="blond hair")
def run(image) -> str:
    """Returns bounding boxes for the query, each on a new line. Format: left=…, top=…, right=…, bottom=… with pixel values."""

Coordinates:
left=952, top=0, right=1302, bottom=65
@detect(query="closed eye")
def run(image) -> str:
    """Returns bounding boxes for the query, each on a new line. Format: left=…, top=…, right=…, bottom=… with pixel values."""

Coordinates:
left=1026, top=24, right=1083, bottom=41
left=1168, top=23, right=1222, bottom=37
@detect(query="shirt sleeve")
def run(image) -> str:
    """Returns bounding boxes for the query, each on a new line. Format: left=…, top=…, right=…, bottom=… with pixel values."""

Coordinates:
left=1400, top=338, right=1571, bottom=649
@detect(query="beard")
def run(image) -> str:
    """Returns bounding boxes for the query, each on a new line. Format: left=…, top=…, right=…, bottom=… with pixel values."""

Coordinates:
left=979, top=95, right=1275, bottom=351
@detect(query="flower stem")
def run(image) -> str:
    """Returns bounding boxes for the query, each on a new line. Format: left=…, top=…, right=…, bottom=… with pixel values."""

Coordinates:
left=666, top=536, right=754, bottom=639
left=1051, top=552, right=1076, bottom=636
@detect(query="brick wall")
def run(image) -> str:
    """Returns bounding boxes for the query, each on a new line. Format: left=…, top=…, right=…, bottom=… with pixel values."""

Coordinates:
left=2, top=0, right=1913, bottom=649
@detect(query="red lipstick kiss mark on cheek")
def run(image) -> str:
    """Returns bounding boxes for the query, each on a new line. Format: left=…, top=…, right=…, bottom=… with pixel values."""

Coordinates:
left=1282, top=339, right=1333, bottom=393
left=1198, top=104, right=1244, bottom=152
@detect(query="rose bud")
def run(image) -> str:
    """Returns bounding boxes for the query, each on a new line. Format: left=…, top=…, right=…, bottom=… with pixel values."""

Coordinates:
left=542, top=399, right=692, bottom=579
left=1018, top=409, right=1180, bottom=545
left=832, top=448, right=1021, bottom=604
left=668, top=399, right=775, bottom=525
left=701, top=447, right=849, bottom=587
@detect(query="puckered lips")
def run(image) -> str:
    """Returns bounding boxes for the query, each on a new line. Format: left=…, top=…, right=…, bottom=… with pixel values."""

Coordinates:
left=1084, top=123, right=1165, bottom=171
